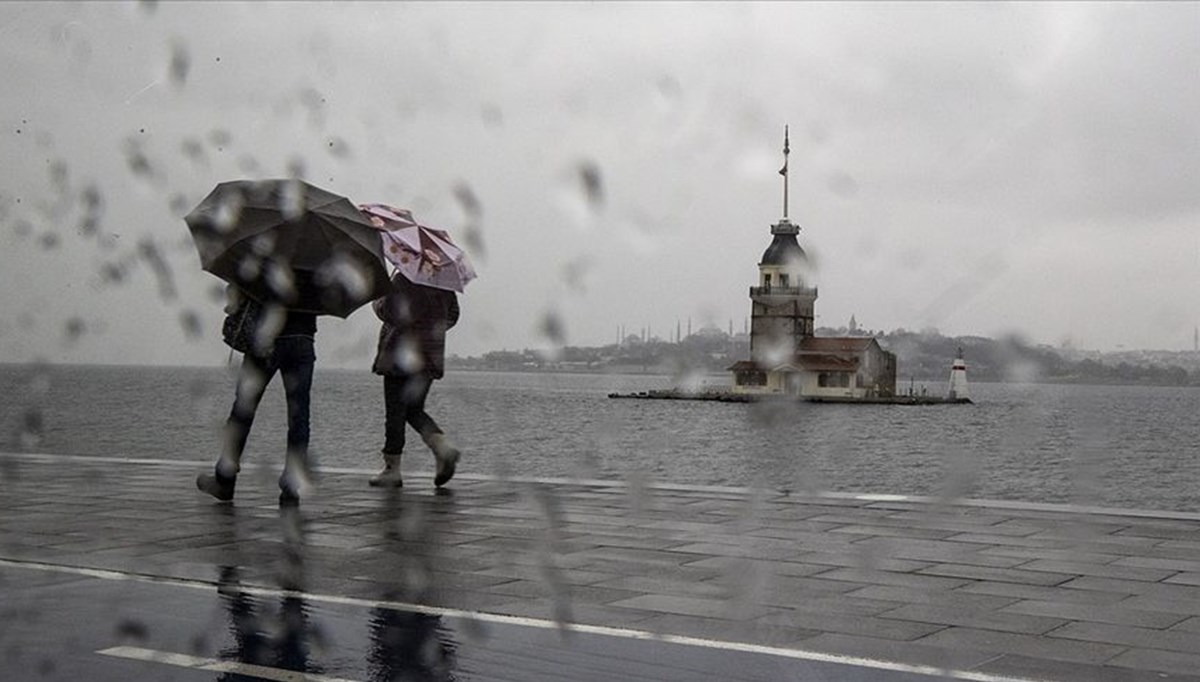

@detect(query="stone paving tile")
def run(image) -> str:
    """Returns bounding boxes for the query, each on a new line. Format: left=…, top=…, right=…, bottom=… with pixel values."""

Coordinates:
left=915, top=626, right=1128, bottom=664
left=607, top=593, right=776, bottom=620
left=1018, top=559, right=1178, bottom=583
left=979, top=546, right=1126, bottom=565
left=666, top=542, right=803, bottom=561
left=851, top=537, right=1034, bottom=568
left=756, top=609, right=947, bottom=641
left=844, top=584, right=1019, bottom=611
left=490, top=598, right=661, bottom=629
left=791, top=550, right=935, bottom=573
left=631, top=612, right=822, bottom=649
left=473, top=563, right=619, bottom=587
left=1113, top=556, right=1200, bottom=573
left=916, top=563, right=1074, bottom=586
left=828, top=524, right=961, bottom=541
left=1000, top=599, right=1189, bottom=629
left=1106, top=649, right=1200, bottom=678
left=878, top=603, right=1068, bottom=635
left=1063, top=577, right=1200, bottom=600
left=877, top=507, right=1015, bottom=524
left=1048, top=620, right=1200, bottom=654
left=948, top=532, right=1108, bottom=551
left=807, top=567, right=972, bottom=591
left=974, top=653, right=1200, bottom=682
left=792, top=632, right=1000, bottom=672
left=1170, top=616, right=1200, bottom=633
left=1166, top=572, right=1200, bottom=587
left=754, top=590, right=904, bottom=617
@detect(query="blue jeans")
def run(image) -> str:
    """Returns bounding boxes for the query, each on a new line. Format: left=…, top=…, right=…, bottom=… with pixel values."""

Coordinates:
left=222, top=335, right=316, bottom=472
left=382, top=373, right=441, bottom=455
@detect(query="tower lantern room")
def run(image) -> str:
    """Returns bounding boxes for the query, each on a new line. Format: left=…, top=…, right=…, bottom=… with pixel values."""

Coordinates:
left=749, top=127, right=818, bottom=366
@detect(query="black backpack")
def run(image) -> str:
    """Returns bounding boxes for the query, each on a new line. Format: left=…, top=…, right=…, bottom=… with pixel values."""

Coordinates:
left=222, top=294, right=267, bottom=355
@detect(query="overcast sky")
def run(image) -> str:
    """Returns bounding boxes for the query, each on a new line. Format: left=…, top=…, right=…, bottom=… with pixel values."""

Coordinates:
left=1, top=1, right=1198, bottom=368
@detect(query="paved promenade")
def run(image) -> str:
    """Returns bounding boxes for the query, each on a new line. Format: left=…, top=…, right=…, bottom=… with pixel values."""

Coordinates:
left=2, top=452, right=1200, bottom=681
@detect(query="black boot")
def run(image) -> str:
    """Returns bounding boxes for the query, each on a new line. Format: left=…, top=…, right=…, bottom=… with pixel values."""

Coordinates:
left=196, top=470, right=236, bottom=502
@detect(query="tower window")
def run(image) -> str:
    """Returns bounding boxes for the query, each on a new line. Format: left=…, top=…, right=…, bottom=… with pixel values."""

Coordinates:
left=763, top=274, right=771, bottom=287
left=780, top=274, right=789, bottom=287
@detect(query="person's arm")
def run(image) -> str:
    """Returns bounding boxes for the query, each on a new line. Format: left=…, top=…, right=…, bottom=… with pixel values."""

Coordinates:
left=446, top=294, right=460, bottom=330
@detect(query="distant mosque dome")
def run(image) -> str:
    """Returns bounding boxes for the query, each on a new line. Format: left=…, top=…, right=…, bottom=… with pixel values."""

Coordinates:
left=760, top=231, right=807, bottom=267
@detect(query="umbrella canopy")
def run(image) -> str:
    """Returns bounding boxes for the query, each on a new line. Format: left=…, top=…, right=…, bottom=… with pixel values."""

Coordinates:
left=359, top=203, right=477, bottom=293
left=186, top=180, right=392, bottom=317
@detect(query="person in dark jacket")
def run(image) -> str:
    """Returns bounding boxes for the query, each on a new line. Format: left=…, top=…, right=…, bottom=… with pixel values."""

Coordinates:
left=198, top=285, right=317, bottom=505
left=370, top=272, right=461, bottom=488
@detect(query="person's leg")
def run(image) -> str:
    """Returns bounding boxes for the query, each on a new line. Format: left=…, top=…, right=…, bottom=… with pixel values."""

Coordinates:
left=370, top=374, right=409, bottom=487
left=277, top=336, right=316, bottom=504
left=199, top=353, right=275, bottom=500
left=404, top=374, right=459, bottom=487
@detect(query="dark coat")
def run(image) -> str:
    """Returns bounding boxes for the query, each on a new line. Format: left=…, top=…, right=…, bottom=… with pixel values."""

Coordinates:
left=372, top=274, right=459, bottom=379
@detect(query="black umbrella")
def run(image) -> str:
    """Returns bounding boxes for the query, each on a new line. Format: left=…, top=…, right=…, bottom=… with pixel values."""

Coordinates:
left=186, top=179, right=391, bottom=317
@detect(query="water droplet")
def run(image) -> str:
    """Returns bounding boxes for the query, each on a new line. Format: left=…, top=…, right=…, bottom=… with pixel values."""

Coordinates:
left=18, top=408, right=44, bottom=448
left=122, top=139, right=154, bottom=179
left=180, top=310, right=204, bottom=340
left=47, top=159, right=68, bottom=192
left=63, top=317, right=85, bottom=345
left=138, top=238, right=177, bottom=301
left=168, top=41, right=189, bottom=87
left=208, top=129, right=232, bottom=148
left=181, top=137, right=205, bottom=164
left=561, top=256, right=591, bottom=293
left=38, top=232, right=60, bottom=250
left=286, top=157, right=306, bottom=180
left=99, top=262, right=126, bottom=284
left=537, top=310, right=567, bottom=347
left=115, top=619, right=149, bottom=643
left=326, top=137, right=350, bottom=158
left=168, top=193, right=189, bottom=216
left=453, top=183, right=481, bottom=221
left=278, top=179, right=305, bottom=222
left=578, top=162, right=603, bottom=210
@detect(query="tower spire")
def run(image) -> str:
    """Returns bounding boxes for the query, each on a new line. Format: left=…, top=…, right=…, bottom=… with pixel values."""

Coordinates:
left=778, top=125, right=790, bottom=220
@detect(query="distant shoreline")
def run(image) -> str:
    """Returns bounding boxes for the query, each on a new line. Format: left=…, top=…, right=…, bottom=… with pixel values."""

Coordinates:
left=3, top=362, right=1200, bottom=389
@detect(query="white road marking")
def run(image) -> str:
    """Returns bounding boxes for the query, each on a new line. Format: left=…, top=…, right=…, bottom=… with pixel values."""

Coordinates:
left=97, top=646, right=362, bottom=682
left=0, top=558, right=1044, bottom=682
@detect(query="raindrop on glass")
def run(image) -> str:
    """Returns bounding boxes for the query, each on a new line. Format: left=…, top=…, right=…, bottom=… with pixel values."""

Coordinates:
left=63, top=317, right=85, bottom=345
left=38, top=232, right=60, bottom=250
left=168, top=40, right=190, bottom=87
left=114, top=619, right=149, bottom=643
left=180, top=310, right=204, bottom=340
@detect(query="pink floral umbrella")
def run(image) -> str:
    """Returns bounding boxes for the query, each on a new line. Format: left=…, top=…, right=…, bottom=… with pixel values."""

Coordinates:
left=358, top=203, right=477, bottom=293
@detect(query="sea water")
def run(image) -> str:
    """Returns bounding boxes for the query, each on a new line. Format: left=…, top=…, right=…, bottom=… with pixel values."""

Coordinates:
left=1, top=364, right=1198, bottom=512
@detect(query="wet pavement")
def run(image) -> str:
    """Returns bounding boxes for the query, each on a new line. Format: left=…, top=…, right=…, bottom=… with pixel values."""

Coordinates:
left=3, top=452, right=1200, bottom=681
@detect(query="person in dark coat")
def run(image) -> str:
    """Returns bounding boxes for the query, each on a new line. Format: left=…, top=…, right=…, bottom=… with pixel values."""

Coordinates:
left=370, top=272, right=461, bottom=487
left=197, top=285, right=317, bottom=505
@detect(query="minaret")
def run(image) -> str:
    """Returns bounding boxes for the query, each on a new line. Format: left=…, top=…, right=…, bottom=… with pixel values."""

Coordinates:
left=748, top=126, right=818, bottom=368
left=947, top=346, right=970, bottom=401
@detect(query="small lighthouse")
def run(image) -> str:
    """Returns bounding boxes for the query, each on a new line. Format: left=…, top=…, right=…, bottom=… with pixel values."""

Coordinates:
left=947, top=347, right=970, bottom=402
